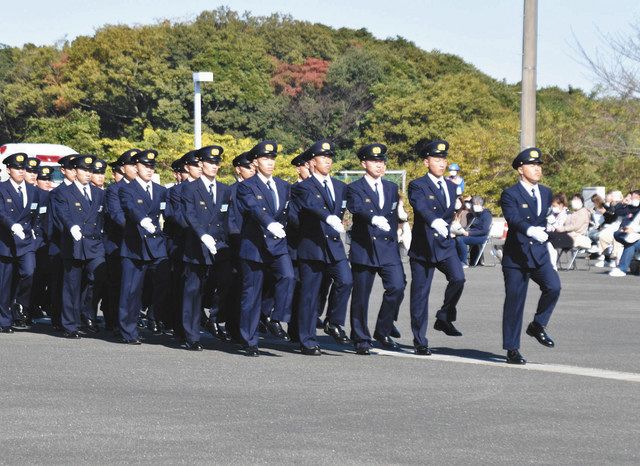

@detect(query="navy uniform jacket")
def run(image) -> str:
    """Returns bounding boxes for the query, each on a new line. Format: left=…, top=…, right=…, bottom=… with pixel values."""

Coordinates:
left=347, top=177, right=401, bottom=267
left=500, top=183, right=553, bottom=269
left=0, top=180, right=41, bottom=257
left=33, top=188, right=50, bottom=250
left=228, top=182, right=243, bottom=238
left=182, top=179, right=231, bottom=265
left=52, top=183, right=106, bottom=260
left=165, top=181, right=189, bottom=260
left=119, top=180, right=169, bottom=261
left=236, top=175, right=291, bottom=263
left=466, top=209, right=493, bottom=237
left=408, top=175, right=458, bottom=263
left=286, top=182, right=304, bottom=261
left=104, top=180, right=127, bottom=255
left=296, top=176, right=348, bottom=263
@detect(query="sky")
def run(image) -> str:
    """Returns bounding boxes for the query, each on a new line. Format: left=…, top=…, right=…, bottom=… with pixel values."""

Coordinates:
left=2, top=0, right=639, bottom=92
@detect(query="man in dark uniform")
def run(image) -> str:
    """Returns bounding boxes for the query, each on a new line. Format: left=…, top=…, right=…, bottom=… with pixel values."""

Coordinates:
left=52, top=155, right=106, bottom=338
left=180, top=145, right=232, bottom=350
left=347, top=143, right=405, bottom=355
left=46, top=154, right=78, bottom=330
left=224, top=152, right=255, bottom=341
left=103, top=149, right=140, bottom=334
left=500, top=147, right=560, bottom=365
left=30, top=166, right=54, bottom=320
left=0, top=153, right=41, bottom=332
left=25, top=158, right=40, bottom=186
left=91, top=158, right=107, bottom=190
left=408, top=139, right=465, bottom=356
left=117, top=149, right=170, bottom=344
left=295, top=140, right=352, bottom=355
left=235, top=141, right=295, bottom=356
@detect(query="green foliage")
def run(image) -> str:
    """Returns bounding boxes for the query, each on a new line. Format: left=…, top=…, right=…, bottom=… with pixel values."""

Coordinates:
left=24, top=109, right=102, bottom=153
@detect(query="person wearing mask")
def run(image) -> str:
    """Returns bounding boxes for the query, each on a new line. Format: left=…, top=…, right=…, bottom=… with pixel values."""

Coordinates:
left=447, top=163, right=465, bottom=194
left=593, top=190, right=624, bottom=267
left=609, top=190, right=640, bottom=277
left=454, top=195, right=493, bottom=267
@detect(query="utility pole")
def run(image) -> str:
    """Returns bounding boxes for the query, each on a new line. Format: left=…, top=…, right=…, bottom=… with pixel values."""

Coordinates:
left=520, top=0, right=538, bottom=150
left=192, top=72, right=213, bottom=149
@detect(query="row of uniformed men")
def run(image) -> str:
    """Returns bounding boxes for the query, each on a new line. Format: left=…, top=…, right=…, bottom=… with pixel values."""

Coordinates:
left=0, top=139, right=560, bottom=362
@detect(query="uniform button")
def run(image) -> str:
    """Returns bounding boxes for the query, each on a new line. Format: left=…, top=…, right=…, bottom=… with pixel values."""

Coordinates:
left=434, top=233, right=439, bottom=237
left=373, top=236, right=377, bottom=240
left=216, top=224, right=220, bottom=227
left=325, top=235, right=328, bottom=238
left=323, top=207, right=327, bottom=210
left=529, top=241, right=533, bottom=244
left=370, top=210, right=373, bottom=213
left=262, top=207, right=266, bottom=211
left=263, top=235, right=266, bottom=238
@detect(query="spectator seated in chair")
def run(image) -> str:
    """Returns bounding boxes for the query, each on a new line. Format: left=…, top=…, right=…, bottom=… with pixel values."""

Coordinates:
left=454, top=195, right=492, bottom=267
left=547, top=193, right=590, bottom=267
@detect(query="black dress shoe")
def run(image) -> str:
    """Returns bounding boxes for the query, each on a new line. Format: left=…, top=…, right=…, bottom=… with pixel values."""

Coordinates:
left=390, top=325, right=401, bottom=338
left=300, top=345, right=322, bottom=356
left=324, top=322, right=351, bottom=345
left=244, top=345, right=259, bottom=357
left=433, top=319, right=463, bottom=336
left=415, top=345, right=432, bottom=356
left=506, top=349, right=526, bottom=365
left=258, top=319, right=269, bottom=334
left=373, top=331, right=399, bottom=349
left=214, top=322, right=232, bottom=342
left=12, top=319, right=30, bottom=330
left=82, top=318, right=99, bottom=334
left=147, top=320, right=159, bottom=334
left=266, top=320, right=290, bottom=341
left=63, top=331, right=81, bottom=339
left=316, top=318, right=324, bottom=329
left=526, top=322, right=555, bottom=348
left=356, top=347, right=371, bottom=355
left=183, top=341, right=203, bottom=351
left=121, top=338, right=142, bottom=345
left=0, top=327, right=14, bottom=333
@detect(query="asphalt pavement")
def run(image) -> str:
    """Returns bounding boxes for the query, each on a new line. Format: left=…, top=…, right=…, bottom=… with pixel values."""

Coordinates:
left=0, top=261, right=638, bottom=464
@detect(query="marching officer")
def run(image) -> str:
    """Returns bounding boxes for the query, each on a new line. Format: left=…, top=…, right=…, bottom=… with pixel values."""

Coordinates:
left=347, top=143, right=405, bottom=355
left=295, top=140, right=352, bottom=355
left=500, top=148, right=560, bottom=364
left=408, top=139, right=465, bottom=356
left=180, top=145, right=232, bottom=350
left=103, top=149, right=140, bottom=334
left=52, top=155, right=106, bottom=338
left=30, top=166, right=54, bottom=319
left=117, top=149, right=170, bottom=344
left=25, top=158, right=40, bottom=186
left=91, top=158, right=107, bottom=189
left=236, top=140, right=295, bottom=356
left=0, top=153, right=42, bottom=332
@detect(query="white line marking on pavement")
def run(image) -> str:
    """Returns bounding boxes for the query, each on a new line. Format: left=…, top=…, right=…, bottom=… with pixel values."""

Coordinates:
left=371, top=348, right=640, bottom=383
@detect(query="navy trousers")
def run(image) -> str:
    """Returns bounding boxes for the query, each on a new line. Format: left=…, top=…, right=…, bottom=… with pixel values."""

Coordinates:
left=297, top=259, right=352, bottom=349
left=502, top=262, right=561, bottom=350
left=239, top=255, right=295, bottom=347
left=118, top=257, right=170, bottom=342
left=0, top=253, right=35, bottom=328
left=350, top=263, right=405, bottom=349
left=409, top=256, right=465, bottom=347
left=61, top=257, right=106, bottom=332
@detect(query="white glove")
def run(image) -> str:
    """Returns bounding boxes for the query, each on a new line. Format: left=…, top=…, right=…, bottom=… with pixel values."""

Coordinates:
left=200, top=234, right=217, bottom=255
left=326, top=215, right=345, bottom=233
left=11, top=224, right=25, bottom=240
left=267, top=222, right=287, bottom=239
left=70, top=225, right=82, bottom=242
left=371, top=216, right=391, bottom=232
left=527, top=226, right=549, bottom=242
left=140, top=217, right=156, bottom=234
left=430, top=218, right=449, bottom=237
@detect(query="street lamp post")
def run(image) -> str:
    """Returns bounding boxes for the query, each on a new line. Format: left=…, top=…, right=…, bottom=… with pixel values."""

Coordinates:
left=193, top=72, right=214, bottom=150
left=520, top=0, right=538, bottom=150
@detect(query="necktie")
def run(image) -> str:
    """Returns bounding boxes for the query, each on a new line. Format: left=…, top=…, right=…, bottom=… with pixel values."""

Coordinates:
left=437, top=180, right=446, bottom=203
left=17, top=186, right=24, bottom=208
left=531, top=188, right=539, bottom=215
left=374, top=182, right=383, bottom=209
left=83, top=186, right=91, bottom=204
left=146, top=184, right=152, bottom=200
left=267, top=180, right=278, bottom=210
left=324, top=179, right=334, bottom=210
left=209, top=183, right=216, bottom=205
